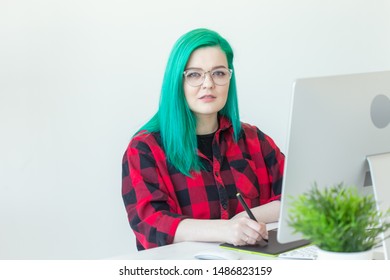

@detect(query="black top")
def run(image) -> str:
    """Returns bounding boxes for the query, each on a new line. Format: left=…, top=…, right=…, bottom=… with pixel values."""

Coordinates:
left=197, top=132, right=215, bottom=161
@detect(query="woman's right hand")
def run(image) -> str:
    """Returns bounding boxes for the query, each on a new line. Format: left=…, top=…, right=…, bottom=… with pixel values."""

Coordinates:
left=223, top=216, right=268, bottom=246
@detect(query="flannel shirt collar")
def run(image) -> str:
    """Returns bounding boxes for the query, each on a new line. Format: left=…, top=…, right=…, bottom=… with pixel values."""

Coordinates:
left=218, top=115, right=233, bottom=132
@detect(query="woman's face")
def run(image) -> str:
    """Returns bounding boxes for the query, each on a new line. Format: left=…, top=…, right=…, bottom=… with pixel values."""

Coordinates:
left=183, top=46, right=230, bottom=120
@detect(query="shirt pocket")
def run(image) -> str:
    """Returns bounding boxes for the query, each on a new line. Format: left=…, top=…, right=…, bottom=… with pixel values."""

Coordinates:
left=229, top=158, right=260, bottom=199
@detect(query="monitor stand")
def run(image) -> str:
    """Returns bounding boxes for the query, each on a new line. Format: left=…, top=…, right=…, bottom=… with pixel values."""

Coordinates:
left=367, top=152, right=390, bottom=260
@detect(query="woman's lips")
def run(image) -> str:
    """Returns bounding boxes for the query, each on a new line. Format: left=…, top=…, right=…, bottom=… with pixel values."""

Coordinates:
left=199, top=95, right=216, bottom=101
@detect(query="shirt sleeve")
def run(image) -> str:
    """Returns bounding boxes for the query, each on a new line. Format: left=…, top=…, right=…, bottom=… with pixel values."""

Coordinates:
left=121, top=135, right=187, bottom=250
left=256, top=128, right=285, bottom=202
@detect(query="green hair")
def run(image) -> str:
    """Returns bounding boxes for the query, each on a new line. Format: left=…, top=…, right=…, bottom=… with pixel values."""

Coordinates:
left=137, top=28, right=241, bottom=176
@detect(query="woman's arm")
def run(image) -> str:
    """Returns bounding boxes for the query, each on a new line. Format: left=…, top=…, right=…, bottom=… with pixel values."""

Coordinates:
left=123, top=136, right=187, bottom=250
left=173, top=216, right=268, bottom=246
left=235, top=200, right=281, bottom=224
left=173, top=199, right=280, bottom=246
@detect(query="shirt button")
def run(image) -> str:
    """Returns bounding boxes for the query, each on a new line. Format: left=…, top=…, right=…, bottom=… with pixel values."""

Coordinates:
left=214, top=171, right=220, bottom=177
left=222, top=203, right=227, bottom=210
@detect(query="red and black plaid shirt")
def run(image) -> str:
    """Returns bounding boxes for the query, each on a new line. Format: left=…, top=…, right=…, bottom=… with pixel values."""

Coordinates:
left=122, top=117, right=284, bottom=250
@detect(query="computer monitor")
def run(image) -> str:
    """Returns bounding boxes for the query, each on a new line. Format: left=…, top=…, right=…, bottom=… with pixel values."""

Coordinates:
left=277, top=71, right=390, bottom=257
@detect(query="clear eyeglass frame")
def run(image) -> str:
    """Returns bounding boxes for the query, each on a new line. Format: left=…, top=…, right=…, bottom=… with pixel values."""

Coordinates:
left=183, top=67, right=233, bottom=87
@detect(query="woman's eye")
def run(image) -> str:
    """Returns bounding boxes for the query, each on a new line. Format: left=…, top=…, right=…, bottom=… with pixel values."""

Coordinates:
left=188, top=72, right=201, bottom=78
left=212, top=70, right=226, bottom=77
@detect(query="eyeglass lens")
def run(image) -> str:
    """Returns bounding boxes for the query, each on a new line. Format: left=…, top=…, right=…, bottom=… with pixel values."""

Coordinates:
left=184, top=68, right=232, bottom=87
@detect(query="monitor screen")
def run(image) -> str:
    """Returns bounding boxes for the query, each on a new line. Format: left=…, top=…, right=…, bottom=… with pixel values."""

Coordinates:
left=277, top=71, right=390, bottom=245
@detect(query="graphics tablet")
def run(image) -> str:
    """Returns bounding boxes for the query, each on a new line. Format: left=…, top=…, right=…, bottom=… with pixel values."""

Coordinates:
left=220, top=229, right=310, bottom=256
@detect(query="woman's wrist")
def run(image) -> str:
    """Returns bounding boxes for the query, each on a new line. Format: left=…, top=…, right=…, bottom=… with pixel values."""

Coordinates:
left=174, top=218, right=230, bottom=243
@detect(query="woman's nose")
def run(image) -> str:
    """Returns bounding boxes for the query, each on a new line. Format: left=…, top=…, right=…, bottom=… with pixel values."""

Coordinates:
left=202, top=72, right=215, bottom=88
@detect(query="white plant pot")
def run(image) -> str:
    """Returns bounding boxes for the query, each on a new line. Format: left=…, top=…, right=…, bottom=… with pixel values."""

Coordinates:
left=316, top=247, right=373, bottom=260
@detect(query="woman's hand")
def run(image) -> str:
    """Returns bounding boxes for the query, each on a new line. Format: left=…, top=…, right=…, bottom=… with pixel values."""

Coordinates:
left=173, top=203, right=278, bottom=245
left=223, top=216, right=268, bottom=246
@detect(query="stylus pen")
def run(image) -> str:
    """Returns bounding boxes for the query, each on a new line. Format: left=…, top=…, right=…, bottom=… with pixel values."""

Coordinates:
left=236, top=192, right=268, bottom=243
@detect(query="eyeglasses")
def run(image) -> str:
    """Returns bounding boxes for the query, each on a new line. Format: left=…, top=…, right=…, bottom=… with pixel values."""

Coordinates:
left=183, top=67, right=233, bottom=87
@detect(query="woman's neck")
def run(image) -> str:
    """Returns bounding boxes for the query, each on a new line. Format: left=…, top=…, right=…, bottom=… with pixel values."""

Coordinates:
left=196, top=114, right=218, bottom=135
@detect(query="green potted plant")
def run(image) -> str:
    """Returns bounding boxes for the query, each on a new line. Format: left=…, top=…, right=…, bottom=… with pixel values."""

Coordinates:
left=288, top=183, right=390, bottom=259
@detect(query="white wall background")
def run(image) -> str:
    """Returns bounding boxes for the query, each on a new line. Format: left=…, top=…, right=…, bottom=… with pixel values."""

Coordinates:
left=1, top=0, right=389, bottom=259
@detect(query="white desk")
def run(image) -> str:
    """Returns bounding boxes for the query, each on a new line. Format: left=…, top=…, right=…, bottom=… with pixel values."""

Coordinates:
left=110, top=223, right=275, bottom=260
left=110, top=221, right=385, bottom=260
left=111, top=241, right=276, bottom=260
left=111, top=243, right=384, bottom=260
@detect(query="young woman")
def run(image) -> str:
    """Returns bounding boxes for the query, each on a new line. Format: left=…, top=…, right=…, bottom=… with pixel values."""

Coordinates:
left=122, top=28, right=284, bottom=251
